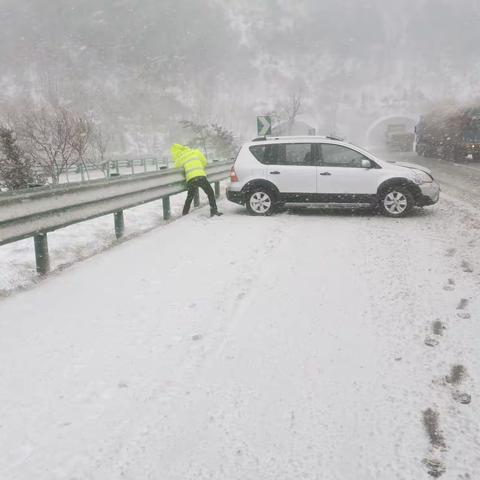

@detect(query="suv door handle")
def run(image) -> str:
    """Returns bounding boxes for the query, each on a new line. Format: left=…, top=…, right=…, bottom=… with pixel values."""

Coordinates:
left=319, top=172, right=332, bottom=176
left=270, top=171, right=281, bottom=174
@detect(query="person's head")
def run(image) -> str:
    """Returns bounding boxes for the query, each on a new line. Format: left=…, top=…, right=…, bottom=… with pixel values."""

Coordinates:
left=170, top=143, right=190, bottom=157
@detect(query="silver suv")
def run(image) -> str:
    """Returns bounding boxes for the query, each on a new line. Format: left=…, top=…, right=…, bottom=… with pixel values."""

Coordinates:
left=226, top=136, right=440, bottom=217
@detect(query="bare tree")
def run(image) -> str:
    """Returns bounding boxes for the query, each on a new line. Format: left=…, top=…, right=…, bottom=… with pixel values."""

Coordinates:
left=15, top=105, right=77, bottom=184
left=69, top=115, right=93, bottom=180
left=57, top=108, right=77, bottom=182
left=90, top=123, right=111, bottom=176
left=273, top=88, right=304, bottom=135
left=285, top=90, right=303, bottom=135
left=179, top=120, right=210, bottom=159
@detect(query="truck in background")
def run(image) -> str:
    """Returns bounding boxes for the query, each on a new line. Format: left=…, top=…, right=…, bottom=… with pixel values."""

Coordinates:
left=385, top=124, right=415, bottom=152
left=415, top=106, right=480, bottom=162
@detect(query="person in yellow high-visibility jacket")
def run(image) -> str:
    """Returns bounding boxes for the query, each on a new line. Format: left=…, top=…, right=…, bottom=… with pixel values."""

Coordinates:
left=170, top=144, right=222, bottom=217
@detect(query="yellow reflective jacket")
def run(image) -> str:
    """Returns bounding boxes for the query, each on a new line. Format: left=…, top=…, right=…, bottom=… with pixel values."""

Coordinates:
left=170, top=144, right=207, bottom=182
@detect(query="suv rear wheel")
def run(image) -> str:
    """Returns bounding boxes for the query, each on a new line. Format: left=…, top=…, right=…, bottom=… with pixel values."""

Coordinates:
left=246, top=188, right=275, bottom=216
left=379, top=187, right=414, bottom=217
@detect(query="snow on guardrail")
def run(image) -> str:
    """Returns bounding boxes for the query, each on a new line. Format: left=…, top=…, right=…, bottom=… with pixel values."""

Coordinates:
left=0, top=161, right=232, bottom=273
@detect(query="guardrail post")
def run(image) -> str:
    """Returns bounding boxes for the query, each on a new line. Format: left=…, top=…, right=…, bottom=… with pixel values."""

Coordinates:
left=194, top=188, right=200, bottom=207
left=33, top=233, right=50, bottom=275
left=114, top=210, right=125, bottom=239
left=162, top=196, right=171, bottom=220
left=214, top=181, right=220, bottom=198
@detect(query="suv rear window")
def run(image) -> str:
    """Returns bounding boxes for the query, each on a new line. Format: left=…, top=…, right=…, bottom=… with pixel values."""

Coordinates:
left=249, top=144, right=314, bottom=166
left=249, top=145, right=266, bottom=163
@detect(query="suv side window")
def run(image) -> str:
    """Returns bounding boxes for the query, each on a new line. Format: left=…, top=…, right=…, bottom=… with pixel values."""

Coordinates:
left=265, top=144, right=283, bottom=165
left=321, top=144, right=368, bottom=168
left=250, top=143, right=314, bottom=165
left=265, top=143, right=313, bottom=166
left=284, top=143, right=313, bottom=166
left=249, top=145, right=279, bottom=165
left=249, top=145, right=266, bottom=163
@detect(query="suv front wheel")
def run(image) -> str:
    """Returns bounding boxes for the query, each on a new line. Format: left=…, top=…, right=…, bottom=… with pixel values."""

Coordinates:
left=379, top=186, right=414, bottom=217
left=246, top=188, right=275, bottom=216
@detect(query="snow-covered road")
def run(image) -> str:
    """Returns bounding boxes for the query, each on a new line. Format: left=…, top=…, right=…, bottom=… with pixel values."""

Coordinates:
left=1, top=161, right=480, bottom=479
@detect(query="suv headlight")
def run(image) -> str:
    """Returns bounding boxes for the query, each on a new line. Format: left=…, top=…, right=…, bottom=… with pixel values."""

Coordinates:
left=411, top=170, right=433, bottom=184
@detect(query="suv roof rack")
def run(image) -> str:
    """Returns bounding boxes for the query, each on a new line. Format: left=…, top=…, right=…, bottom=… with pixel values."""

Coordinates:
left=325, top=135, right=345, bottom=141
left=250, top=135, right=347, bottom=142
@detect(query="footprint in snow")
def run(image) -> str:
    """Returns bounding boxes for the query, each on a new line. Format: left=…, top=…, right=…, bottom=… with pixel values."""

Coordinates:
left=452, top=391, right=472, bottom=405
left=443, top=365, right=471, bottom=405
left=443, top=278, right=456, bottom=291
left=445, top=365, right=467, bottom=385
left=445, top=247, right=456, bottom=257
left=432, top=320, right=445, bottom=336
left=422, top=409, right=447, bottom=477
left=461, top=260, right=474, bottom=273
left=425, top=336, right=439, bottom=347
left=457, top=298, right=469, bottom=310
left=236, top=291, right=246, bottom=301
left=423, top=457, right=446, bottom=478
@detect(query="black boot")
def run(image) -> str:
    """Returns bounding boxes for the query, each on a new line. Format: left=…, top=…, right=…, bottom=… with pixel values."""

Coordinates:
left=210, top=209, right=223, bottom=217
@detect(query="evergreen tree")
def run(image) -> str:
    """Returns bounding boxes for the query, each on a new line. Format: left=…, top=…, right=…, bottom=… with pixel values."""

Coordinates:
left=180, top=120, right=238, bottom=161
left=0, top=127, right=35, bottom=190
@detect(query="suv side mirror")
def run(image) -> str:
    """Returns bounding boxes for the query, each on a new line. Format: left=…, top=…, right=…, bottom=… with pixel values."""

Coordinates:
left=361, top=159, right=372, bottom=169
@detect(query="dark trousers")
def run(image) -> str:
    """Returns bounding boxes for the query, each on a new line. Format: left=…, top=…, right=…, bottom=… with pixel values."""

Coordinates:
left=183, top=176, right=218, bottom=215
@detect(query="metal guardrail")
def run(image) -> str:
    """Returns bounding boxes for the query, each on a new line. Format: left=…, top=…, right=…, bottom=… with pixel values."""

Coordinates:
left=0, top=161, right=232, bottom=274
left=32, top=156, right=226, bottom=184
left=104, top=157, right=167, bottom=178
left=32, top=156, right=169, bottom=183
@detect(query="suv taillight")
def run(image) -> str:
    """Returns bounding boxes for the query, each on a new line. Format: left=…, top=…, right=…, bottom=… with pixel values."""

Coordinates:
left=230, top=166, right=239, bottom=182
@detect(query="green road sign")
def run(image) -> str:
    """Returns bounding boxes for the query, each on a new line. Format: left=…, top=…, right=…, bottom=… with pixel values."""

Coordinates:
left=257, top=116, right=272, bottom=136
